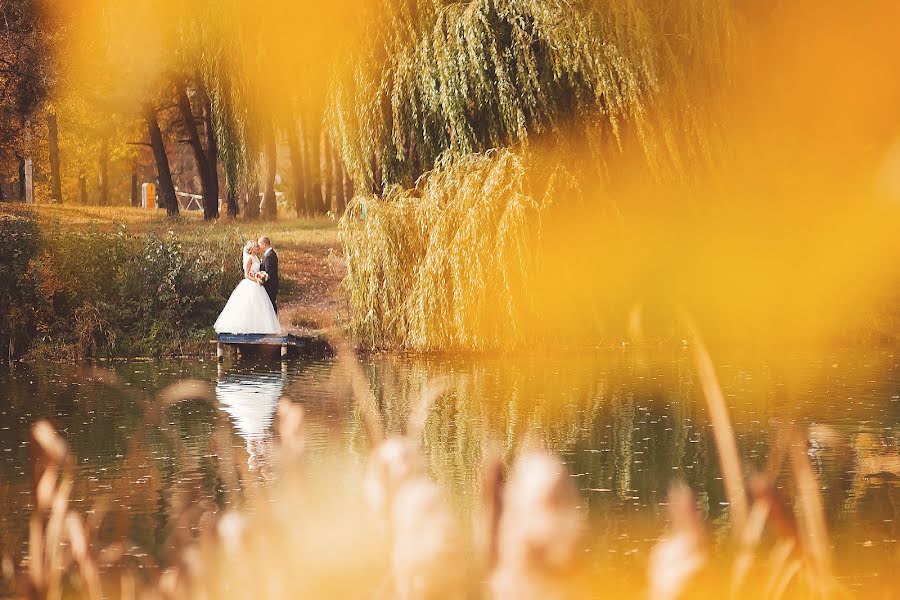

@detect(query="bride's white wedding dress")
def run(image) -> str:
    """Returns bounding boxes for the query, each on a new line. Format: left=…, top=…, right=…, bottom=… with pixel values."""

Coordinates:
left=214, top=252, right=282, bottom=334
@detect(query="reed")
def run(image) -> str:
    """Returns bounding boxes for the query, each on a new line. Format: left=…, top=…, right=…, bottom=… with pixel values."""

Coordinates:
left=665, top=321, right=843, bottom=599
left=685, top=319, right=749, bottom=535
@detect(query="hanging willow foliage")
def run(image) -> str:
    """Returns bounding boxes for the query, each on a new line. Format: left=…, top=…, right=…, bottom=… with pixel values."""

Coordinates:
left=335, top=0, right=738, bottom=350
left=192, top=0, right=261, bottom=204
left=329, top=0, right=736, bottom=194
left=340, top=149, right=579, bottom=351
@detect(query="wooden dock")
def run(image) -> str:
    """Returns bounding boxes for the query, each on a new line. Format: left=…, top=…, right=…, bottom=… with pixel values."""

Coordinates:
left=215, top=332, right=331, bottom=361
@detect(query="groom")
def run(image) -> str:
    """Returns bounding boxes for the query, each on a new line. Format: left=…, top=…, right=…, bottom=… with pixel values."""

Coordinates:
left=258, top=236, right=280, bottom=314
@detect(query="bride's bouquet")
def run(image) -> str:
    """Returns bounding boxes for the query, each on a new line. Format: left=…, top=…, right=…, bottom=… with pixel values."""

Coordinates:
left=255, top=272, right=269, bottom=284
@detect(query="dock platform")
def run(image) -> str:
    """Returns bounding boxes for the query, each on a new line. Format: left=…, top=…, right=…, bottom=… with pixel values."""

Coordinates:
left=215, top=332, right=331, bottom=361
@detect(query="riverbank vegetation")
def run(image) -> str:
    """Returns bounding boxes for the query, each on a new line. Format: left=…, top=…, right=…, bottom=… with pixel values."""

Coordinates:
left=0, top=205, right=340, bottom=359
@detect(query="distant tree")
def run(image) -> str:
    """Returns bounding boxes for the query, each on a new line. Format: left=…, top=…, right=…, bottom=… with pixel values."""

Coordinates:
left=176, top=78, right=219, bottom=219
left=98, top=133, right=109, bottom=205
left=144, top=105, right=178, bottom=217
left=260, top=126, right=277, bottom=219
left=0, top=0, right=51, bottom=200
left=47, top=109, right=62, bottom=202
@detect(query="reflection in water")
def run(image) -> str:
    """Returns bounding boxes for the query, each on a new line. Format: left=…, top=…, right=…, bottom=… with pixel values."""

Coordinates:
left=0, top=350, right=896, bottom=594
left=215, top=367, right=285, bottom=473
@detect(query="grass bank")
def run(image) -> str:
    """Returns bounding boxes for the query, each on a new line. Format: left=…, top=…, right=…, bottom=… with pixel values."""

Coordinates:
left=0, top=204, right=344, bottom=360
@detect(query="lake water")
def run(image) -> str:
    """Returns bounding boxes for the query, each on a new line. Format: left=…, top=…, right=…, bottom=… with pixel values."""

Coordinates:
left=0, top=348, right=897, bottom=594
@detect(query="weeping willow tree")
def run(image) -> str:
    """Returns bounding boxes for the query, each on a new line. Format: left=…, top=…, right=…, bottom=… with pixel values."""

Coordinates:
left=330, top=0, right=735, bottom=193
left=333, top=0, right=737, bottom=350
left=181, top=0, right=261, bottom=219
left=203, top=1, right=362, bottom=219
left=342, top=150, right=581, bottom=350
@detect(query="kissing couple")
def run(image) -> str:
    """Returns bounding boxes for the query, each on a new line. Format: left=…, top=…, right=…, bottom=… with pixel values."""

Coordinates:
left=214, top=235, right=282, bottom=335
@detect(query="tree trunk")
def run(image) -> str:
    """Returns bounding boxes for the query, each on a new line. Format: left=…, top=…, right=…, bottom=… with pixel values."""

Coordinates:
left=226, top=188, right=239, bottom=218
left=79, top=172, right=87, bottom=204
left=201, top=89, right=220, bottom=219
left=48, top=111, right=63, bottom=203
left=260, top=128, right=277, bottom=220
left=244, top=179, right=260, bottom=220
left=319, top=128, right=331, bottom=214
left=99, top=135, right=109, bottom=206
left=22, top=119, right=34, bottom=204
left=298, top=113, right=315, bottom=214
left=18, top=156, right=26, bottom=201
left=343, top=157, right=353, bottom=208
left=371, top=150, right=383, bottom=195
left=303, top=118, right=322, bottom=213
left=0, top=182, right=5, bottom=201
left=130, top=167, right=139, bottom=207
left=145, top=106, right=179, bottom=217
left=331, top=146, right=344, bottom=214
left=286, top=119, right=305, bottom=216
left=297, top=114, right=310, bottom=213
left=176, top=82, right=215, bottom=219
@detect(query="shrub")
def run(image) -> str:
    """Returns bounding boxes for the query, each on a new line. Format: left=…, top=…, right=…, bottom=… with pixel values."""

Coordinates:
left=0, top=213, right=242, bottom=359
left=0, top=214, right=46, bottom=358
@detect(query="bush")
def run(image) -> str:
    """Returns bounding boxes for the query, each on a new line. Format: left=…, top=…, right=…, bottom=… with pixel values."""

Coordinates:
left=0, top=214, right=46, bottom=358
left=0, top=213, right=242, bottom=359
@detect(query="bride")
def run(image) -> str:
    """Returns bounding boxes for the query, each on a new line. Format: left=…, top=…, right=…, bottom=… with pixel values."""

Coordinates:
left=214, top=241, right=282, bottom=334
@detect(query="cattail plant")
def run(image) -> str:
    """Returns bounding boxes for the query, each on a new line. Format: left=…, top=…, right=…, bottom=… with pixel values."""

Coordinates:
left=648, top=484, right=709, bottom=600
left=490, top=451, right=584, bottom=600
left=649, top=321, right=844, bottom=599
left=5, top=422, right=101, bottom=600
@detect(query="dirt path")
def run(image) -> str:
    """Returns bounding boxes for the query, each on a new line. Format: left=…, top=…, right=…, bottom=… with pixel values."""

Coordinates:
left=273, top=231, right=347, bottom=336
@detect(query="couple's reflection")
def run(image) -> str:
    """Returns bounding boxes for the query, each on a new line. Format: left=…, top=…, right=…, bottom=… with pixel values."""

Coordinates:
left=215, top=365, right=286, bottom=473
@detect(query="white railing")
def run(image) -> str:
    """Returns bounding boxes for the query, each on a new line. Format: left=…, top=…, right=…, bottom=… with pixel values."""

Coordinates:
left=146, top=187, right=287, bottom=211
left=175, top=191, right=204, bottom=211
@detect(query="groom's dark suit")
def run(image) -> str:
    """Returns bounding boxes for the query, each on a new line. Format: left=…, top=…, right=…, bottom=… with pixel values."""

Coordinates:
left=260, top=248, right=280, bottom=313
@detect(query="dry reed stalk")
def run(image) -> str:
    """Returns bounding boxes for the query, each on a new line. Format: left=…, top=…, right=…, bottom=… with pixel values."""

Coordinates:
left=766, top=541, right=801, bottom=600
left=64, top=514, right=100, bottom=600
left=476, top=446, right=505, bottom=575
left=120, top=572, right=136, bottom=600
left=405, top=377, right=448, bottom=440
left=277, top=398, right=306, bottom=456
left=685, top=321, right=748, bottom=536
left=339, top=359, right=464, bottom=600
left=16, top=421, right=103, bottom=600
left=786, top=431, right=835, bottom=595
left=390, top=478, right=466, bottom=600
left=731, top=473, right=799, bottom=595
left=490, top=451, right=583, bottom=600
left=727, top=420, right=846, bottom=600
left=648, top=484, right=709, bottom=600
left=157, top=379, right=217, bottom=407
